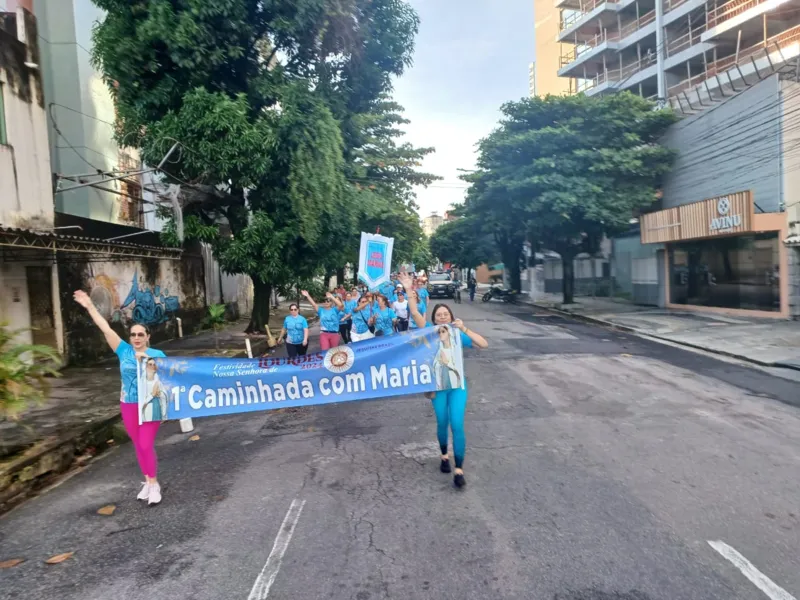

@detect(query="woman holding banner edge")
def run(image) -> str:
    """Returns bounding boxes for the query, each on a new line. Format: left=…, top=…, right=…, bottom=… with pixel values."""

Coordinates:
left=72, top=290, right=166, bottom=505
left=397, top=272, right=488, bottom=488
left=279, top=303, right=309, bottom=357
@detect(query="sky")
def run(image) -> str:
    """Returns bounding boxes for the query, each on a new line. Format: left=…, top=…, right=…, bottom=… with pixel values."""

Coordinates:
left=392, top=0, right=535, bottom=219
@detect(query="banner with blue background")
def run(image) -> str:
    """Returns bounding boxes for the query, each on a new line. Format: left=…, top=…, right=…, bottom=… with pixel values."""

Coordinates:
left=138, top=325, right=465, bottom=423
left=358, top=232, right=394, bottom=290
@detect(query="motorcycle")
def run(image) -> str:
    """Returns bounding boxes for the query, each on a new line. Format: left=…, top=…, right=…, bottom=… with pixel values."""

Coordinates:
left=481, top=286, right=519, bottom=303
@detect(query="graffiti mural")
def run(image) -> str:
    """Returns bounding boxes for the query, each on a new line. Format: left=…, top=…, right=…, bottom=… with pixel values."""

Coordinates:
left=119, top=270, right=180, bottom=325
left=88, top=268, right=180, bottom=325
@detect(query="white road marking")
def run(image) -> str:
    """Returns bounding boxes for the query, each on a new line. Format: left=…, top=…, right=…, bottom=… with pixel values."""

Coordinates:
left=247, top=499, right=306, bottom=600
left=708, top=541, right=796, bottom=600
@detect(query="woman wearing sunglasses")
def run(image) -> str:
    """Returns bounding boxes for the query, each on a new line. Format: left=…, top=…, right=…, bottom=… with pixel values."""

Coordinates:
left=73, top=290, right=167, bottom=505
left=279, top=303, right=309, bottom=357
left=350, top=294, right=375, bottom=342
left=301, top=290, right=345, bottom=350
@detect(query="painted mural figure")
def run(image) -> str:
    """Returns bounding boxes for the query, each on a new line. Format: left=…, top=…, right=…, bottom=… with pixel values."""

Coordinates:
left=119, top=271, right=179, bottom=325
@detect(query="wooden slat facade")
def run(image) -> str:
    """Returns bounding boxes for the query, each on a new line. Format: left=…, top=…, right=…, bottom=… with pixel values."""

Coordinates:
left=640, top=191, right=753, bottom=244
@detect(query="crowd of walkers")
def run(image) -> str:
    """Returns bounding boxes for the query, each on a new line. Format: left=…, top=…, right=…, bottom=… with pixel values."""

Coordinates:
left=279, top=273, right=434, bottom=354
left=71, top=270, right=487, bottom=504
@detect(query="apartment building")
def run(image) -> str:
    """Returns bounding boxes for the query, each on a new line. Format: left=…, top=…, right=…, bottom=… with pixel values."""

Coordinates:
left=555, top=0, right=800, bottom=108
left=422, top=213, right=445, bottom=237
left=534, top=0, right=575, bottom=95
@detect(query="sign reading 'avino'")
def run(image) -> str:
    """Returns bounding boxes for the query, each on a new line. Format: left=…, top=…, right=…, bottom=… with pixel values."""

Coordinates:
left=640, top=190, right=753, bottom=244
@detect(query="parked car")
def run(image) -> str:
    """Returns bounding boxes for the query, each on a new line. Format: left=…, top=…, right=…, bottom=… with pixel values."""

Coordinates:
left=428, top=272, right=456, bottom=299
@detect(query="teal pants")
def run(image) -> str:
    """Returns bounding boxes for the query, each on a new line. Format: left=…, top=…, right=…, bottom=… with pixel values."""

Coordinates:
left=431, top=388, right=468, bottom=468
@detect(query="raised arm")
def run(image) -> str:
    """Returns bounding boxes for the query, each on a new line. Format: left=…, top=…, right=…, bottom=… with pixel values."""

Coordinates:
left=327, top=292, right=344, bottom=310
left=398, top=273, right=426, bottom=329
left=73, top=290, right=122, bottom=352
left=301, top=290, right=319, bottom=313
left=453, top=318, right=489, bottom=349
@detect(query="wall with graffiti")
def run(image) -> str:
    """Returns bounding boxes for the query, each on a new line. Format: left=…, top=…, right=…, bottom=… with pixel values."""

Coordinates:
left=59, top=254, right=206, bottom=365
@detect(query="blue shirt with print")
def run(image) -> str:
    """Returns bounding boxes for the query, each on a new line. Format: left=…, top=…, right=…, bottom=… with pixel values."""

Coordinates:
left=283, top=314, right=309, bottom=345
left=343, top=299, right=358, bottom=322
left=116, top=341, right=167, bottom=404
left=352, top=307, right=372, bottom=334
left=318, top=306, right=342, bottom=333
left=374, top=307, right=396, bottom=336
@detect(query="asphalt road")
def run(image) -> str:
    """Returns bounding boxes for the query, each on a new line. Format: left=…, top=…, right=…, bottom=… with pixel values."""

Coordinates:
left=1, top=300, right=798, bottom=600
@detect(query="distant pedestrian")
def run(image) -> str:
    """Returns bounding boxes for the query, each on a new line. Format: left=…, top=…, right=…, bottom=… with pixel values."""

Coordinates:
left=468, top=277, right=477, bottom=302
left=340, top=291, right=357, bottom=344
left=73, top=290, right=166, bottom=505
left=279, top=303, right=309, bottom=357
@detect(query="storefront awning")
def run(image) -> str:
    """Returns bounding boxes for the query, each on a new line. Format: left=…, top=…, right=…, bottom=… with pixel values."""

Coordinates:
left=0, top=226, right=182, bottom=262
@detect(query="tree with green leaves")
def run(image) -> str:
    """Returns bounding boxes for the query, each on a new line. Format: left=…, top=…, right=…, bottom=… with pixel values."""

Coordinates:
left=429, top=216, right=497, bottom=277
left=465, top=93, right=677, bottom=302
left=91, top=0, right=425, bottom=332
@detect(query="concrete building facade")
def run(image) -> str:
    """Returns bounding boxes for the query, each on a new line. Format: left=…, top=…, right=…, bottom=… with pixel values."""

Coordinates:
left=555, top=0, right=800, bottom=109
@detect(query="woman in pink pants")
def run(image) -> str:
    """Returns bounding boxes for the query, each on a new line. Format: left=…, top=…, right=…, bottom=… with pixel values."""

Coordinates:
left=73, top=290, right=166, bottom=505
left=301, top=290, right=345, bottom=350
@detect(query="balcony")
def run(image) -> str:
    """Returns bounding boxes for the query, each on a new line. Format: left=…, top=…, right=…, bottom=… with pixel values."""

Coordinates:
left=576, top=54, right=658, bottom=95
left=663, top=0, right=691, bottom=11
left=665, top=22, right=707, bottom=56
left=668, top=22, right=800, bottom=97
left=706, top=0, right=770, bottom=28
left=559, top=0, right=621, bottom=40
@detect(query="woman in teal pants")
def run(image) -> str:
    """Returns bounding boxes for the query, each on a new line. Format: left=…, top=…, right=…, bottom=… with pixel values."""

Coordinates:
left=398, top=273, right=488, bottom=488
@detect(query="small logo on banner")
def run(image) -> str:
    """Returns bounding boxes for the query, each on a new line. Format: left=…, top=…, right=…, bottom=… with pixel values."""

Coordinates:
left=324, top=346, right=355, bottom=374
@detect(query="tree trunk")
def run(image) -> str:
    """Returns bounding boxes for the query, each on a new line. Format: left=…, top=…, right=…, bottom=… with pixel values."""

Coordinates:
left=247, top=279, right=272, bottom=334
left=336, top=267, right=345, bottom=287
left=499, top=243, right=522, bottom=291
left=561, top=255, right=575, bottom=305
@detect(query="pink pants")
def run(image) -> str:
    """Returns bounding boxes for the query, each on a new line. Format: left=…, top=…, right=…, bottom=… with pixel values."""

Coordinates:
left=120, top=402, right=161, bottom=478
left=320, top=332, right=340, bottom=350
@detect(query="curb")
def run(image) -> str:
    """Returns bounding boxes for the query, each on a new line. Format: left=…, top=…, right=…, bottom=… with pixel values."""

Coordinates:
left=0, top=337, right=274, bottom=516
left=526, top=301, right=788, bottom=371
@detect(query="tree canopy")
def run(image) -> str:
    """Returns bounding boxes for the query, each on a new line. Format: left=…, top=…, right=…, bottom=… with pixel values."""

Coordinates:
left=91, top=0, right=435, bottom=331
left=463, top=93, right=677, bottom=300
left=429, top=217, right=497, bottom=272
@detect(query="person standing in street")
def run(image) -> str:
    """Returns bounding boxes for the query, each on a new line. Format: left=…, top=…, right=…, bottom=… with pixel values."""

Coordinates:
left=302, top=290, right=344, bottom=350
left=350, top=295, right=375, bottom=342
left=468, top=276, right=477, bottom=302
left=397, top=273, right=489, bottom=489
left=73, top=290, right=166, bottom=505
left=339, top=291, right=357, bottom=344
left=408, top=289, right=427, bottom=330
left=392, top=290, right=409, bottom=332
left=370, top=294, right=397, bottom=337
left=279, top=303, right=309, bottom=357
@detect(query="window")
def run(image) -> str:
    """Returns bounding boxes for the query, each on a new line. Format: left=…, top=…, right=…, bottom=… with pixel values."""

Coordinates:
left=669, top=233, right=780, bottom=312
left=0, top=83, right=7, bottom=145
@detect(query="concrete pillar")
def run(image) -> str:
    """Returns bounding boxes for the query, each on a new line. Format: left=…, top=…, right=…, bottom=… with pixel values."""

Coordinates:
left=655, top=0, right=666, bottom=99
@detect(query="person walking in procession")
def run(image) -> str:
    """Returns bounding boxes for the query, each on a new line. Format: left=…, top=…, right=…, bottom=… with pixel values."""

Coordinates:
left=340, top=291, right=357, bottom=344
left=370, top=294, right=397, bottom=337
left=73, top=290, right=166, bottom=505
left=408, top=289, right=427, bottom=329
left=302, top=290, right=344, bottom=350
left=392, top=290, right=410, bottom=332
left=350, top=294, right=375, bottom=342
left=279, top=303, right=309, bottom=357
left=397, top=273, right=489, bottom=489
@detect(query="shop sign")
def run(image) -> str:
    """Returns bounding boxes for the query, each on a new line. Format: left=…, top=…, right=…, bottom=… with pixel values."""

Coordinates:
left=709, top=196, right=742, bottom=232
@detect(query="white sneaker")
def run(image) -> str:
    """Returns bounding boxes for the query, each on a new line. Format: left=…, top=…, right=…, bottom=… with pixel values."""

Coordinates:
left=147, top=482, right=162, bottom=505
left=137, top=482, right=150, bottom=501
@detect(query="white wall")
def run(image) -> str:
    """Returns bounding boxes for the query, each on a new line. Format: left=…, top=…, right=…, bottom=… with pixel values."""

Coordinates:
left=0, top=13, right=54, bottom=229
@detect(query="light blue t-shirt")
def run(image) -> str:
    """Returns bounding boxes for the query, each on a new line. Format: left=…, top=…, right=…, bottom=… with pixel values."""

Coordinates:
left=409, top=300, right=427, bottom=329
left=318, top=306, right=342, bottom=333
left=343, top=299, right=358, bottom=321
left=283, top=314, right=309, bottom=345
left=116, top=341, right=167, bottom=404
left=374, top=307, right=396, bottom=336
left=418, top=288, right=430, bottom=303
left=352, top=308, right=372, bottom=334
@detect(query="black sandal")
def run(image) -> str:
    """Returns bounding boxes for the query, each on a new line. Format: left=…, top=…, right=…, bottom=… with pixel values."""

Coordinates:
left=440, top=458, right=451, bottom=473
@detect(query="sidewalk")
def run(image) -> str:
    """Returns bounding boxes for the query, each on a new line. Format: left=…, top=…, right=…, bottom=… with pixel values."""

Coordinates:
left=0, top=306, right=315, bottom=513
left=523, top=293, right=800, bottom=370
